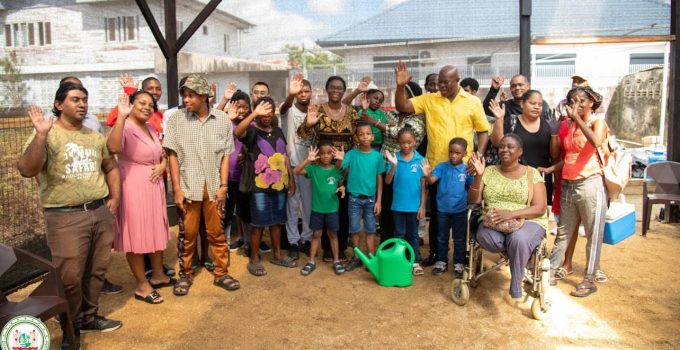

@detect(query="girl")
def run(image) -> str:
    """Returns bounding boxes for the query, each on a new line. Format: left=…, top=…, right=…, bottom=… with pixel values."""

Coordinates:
left=384, top=128, right=427, bottom=275
left=234, top=96, right=296, bottom=276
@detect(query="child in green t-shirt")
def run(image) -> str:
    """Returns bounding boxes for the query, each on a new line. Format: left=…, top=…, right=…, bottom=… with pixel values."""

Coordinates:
left=293, top=140, right=346, bottom=276
left=357, top=89, right=387, bottom=152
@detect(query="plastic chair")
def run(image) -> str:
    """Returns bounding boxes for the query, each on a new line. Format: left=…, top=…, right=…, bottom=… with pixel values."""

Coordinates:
left=642, top=161, right=680, bottom=236
left=0, top=244, right=77, bottom=347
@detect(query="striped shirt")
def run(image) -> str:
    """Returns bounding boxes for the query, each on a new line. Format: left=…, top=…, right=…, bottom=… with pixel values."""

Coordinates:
left=163, top=108, right=234, bottom=201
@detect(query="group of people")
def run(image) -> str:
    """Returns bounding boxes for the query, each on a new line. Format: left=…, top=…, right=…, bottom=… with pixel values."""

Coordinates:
left=18, top=61, right=611, bottom=349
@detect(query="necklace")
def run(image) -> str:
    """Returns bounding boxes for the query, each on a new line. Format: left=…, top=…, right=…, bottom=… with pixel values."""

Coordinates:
left=325, top=103, right=345, bottom=120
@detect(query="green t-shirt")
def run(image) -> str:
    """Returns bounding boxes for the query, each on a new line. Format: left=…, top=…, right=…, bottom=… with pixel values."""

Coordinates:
left=341, top=148, right=386, bottom=196
left=304, top=164, right=344, bottom=213
left=23, top=125, right=112, bottom=207
left=358, top=108, right=387, bottom=146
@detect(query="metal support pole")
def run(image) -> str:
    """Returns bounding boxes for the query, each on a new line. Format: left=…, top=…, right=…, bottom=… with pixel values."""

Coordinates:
left=519, top=0, right=532, bottom=79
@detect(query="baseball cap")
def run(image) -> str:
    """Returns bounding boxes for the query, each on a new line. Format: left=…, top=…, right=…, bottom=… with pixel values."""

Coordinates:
left=180, top=74, right=210, bottom=96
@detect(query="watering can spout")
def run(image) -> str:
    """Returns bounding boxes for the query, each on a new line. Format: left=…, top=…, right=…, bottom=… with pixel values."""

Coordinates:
left=353, top=247, right=377, bottom=276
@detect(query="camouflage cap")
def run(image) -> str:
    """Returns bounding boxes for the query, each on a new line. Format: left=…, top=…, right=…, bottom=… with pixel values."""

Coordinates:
left=180, top=74, right=210, bottom=96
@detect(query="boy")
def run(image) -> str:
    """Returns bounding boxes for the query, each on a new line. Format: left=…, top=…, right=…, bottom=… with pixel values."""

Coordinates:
left=358, top=89, right=388, bottom=152
left=422, top=137, right=473, bottom=277
left=293, top=141, right=347, bottom=275
left=333, top=124, right=385, bottom=271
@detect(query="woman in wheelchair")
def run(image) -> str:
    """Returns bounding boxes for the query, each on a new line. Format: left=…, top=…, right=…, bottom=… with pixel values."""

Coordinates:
left=468, top=134, right=548, bottom=301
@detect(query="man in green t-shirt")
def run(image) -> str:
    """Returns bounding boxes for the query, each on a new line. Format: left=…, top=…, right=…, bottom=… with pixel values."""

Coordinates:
left=18, top=83, right=122, bottom=348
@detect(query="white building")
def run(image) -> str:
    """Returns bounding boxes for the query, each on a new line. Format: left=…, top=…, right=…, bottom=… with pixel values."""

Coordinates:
left=0, top=0, right=290, bottom=113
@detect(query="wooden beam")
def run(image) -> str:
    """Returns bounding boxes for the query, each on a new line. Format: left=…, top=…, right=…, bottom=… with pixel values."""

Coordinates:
left=176, top=0, right=222, bottom=54
left=669, top=1, right=679, bottom=163
left=135, top=0, right=169, bottom=58
left=533, top=35, right=675, bottom=45
left=164, top=0, right=178, bottom=107
left=519, top=0, right=531, bottom=79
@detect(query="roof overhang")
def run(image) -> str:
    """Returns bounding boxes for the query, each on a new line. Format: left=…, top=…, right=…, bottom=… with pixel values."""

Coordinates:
left=153, top=50, right=290, bottom=74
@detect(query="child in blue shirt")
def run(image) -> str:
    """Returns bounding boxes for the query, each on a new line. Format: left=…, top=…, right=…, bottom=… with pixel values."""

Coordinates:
left=384, top=128, right=427, bottom=275
left=422, top=137, right=473, bottom=277
left=333, top=124, right=385, bottom=272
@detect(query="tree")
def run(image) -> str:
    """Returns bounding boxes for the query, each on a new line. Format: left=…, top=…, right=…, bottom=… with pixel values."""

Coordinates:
left=0, top=51, right=29, bottom=110
left=283, top=44, right=344, bottom=69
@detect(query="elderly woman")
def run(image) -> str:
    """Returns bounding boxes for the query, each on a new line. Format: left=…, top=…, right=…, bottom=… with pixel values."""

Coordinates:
left=468, top=134, right=548, bottom=301
left=298, top=76, right=359, bottom=261
left=548, top=86, right=608, bottom=298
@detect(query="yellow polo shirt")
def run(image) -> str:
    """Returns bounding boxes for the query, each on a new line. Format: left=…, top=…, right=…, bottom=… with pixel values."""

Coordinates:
left=411, top=90, right=489, bottom=166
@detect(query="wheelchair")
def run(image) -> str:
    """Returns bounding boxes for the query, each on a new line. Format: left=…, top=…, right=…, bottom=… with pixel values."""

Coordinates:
left=450, top=205, right=551, bottom=320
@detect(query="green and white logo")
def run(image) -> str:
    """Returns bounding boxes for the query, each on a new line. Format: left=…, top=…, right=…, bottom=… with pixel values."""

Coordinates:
left=1, top=315, right=50, bottom=350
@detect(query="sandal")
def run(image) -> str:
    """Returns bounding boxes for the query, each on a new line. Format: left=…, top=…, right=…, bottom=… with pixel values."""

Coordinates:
left=412, top=263, right=424, bottom=276
left=204, top=261, right=215, bottom=272
left=134, top=290, right=163, bottom=304
left=270, top=256, right=297, bottom=268
left=333, top=261, right=345, bottom=275
left=570, top=280, right=597, bottom=297
left=149, top=277, right=177, bottom=289
left=247, top=262, right=267, bottom=277
left=554, top=267, right=573, bottom=280
left=300, top=262, right=316, bottom=276
left=595, top=270, right=608, bottom=283
left=214, top=275, right=240, bottom=291
left=172, top=277, right=192, bottom=296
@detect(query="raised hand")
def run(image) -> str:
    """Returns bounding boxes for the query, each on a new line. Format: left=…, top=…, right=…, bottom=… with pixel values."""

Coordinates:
left=336, top=185, right=346, bottom=198
left=254, top=101, right=273, bottom=117
left=306, top=146, right=319, bottom=162
left=420, top=159, right=431, bottom=177
left=226, top=102, right=239, bottom=121
left=488, top=99, right=506, bottom=120
left=289, top=73, right=304, bottom=96
left=306, top=104, right=320, bottom=126
left=223, top=82, right=237, bottom=101
left=566, top=96, right=582, bottom=120
left=357, top=76, right=372, bottom=92
left=331, top=145, right=345, bottom=161
left=360, top=93, right=370, bottom=111
left=118, top=73, right=137, bottom=89
left=384, top=151, right=398, bottom=166
left=500, top=91, right=508, bottom=101
left=491, top=76, right=505, bottom=90
left=469, top=152, right=485, bottom=176
left=394, top=61, right=412, bottom=87
left=27, top=105, right=52, bottom=136
left=116, top=94, right=132, bottom=118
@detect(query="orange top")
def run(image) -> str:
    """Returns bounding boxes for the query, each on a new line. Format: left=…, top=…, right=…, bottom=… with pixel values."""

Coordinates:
left=562, top=116, right=604, bottom=180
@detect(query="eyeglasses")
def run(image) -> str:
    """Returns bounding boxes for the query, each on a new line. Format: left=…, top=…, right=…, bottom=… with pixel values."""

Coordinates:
left=252, top=90, right=268, bottom=96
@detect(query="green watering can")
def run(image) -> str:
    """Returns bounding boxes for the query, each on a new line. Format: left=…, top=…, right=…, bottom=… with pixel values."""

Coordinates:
left=354, top=238, right=415, bottom=287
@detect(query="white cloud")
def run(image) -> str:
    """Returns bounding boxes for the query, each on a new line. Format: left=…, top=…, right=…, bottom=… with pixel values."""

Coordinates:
left=308, top=0, right=345, bottom=15
left=382, top=0, right=408, bottom=9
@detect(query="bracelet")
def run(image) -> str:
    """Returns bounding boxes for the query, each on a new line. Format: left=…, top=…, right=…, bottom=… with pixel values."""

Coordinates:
left=469, top=187, right=479, bottom=191
left=219, top=184, right=228, bottom=188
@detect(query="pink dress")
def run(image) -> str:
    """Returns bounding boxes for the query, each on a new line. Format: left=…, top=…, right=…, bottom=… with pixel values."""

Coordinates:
left=114, top=122, right=169, bottom=253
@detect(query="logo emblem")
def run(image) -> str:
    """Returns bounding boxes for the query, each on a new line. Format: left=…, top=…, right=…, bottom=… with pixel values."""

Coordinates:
left=410, top=164, right=419, bottom=172
left=1, top=315, right=50, bottom=350
left=458, top=173, right=467, bottom=182
left=327, top=177, right=336, bottom=185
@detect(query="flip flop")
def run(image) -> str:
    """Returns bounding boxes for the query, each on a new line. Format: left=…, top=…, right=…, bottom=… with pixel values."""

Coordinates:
left=595, top=270, right=609, bottom=283
left=172, top=277, right=192, bottom=296
left=149, top=277, right=177, bottom=289
left=247, top=262, right=267, bottom=276
left=270, top=256, right=297, bottom=268
left=135, top=290, right=163, bottom=304
left=570, top=281, right=597, bottom=297
left=554, top=267, right=573, bottom=280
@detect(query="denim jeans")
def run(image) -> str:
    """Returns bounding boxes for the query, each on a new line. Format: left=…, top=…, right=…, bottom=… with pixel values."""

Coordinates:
left=348, top=194, right=377, bottom=234
left=393, top=211, right=420, bottom=261
left=437, top=211, right=467, bottom=264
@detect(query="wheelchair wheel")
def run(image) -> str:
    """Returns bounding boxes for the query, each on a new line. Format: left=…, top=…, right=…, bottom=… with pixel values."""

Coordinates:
left=451, top=278, right=470, bottom=306
left=531, top=298, right=549, bottom=320
left=540, top=259, right=551, bottom=293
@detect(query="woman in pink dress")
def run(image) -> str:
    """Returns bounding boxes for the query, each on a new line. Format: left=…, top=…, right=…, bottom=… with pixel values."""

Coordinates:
left=108, top=91, right=172, bottom=304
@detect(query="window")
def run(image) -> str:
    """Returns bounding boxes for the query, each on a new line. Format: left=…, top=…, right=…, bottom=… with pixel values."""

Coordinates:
left=105, top=16, right=138, bottom=42
left=223, top=34, right=229, bottom=53
left=373, top=55, right=417, bottom=70
left=3, top=21, right=52, bottom=47
left=535, top=53, right=576, bottom=78
left=203, top=25, right=208, bottom=35
left=629, top=53, right=664, bottom=73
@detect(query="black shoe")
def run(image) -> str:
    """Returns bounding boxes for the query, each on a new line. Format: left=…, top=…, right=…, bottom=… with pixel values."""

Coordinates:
left=244, top=244, right=252, bottom=257
left=288, top=244, right=300, bottom=260
left=163, top=264, right=176, bottom=276
left=345, top=257, right=363, bottom=272
left=300, top=241, right=311, bottom=256
left=421, top=254, right=437, bottom=267
left=100, top=279, right=123, bottom=295
left=229, top=239, right=245, bottom=252
left=339, top=250, right=348, bottom=263
left=259, top=241, right=272, bottom=253
left=60, top=329, right=80, bottom=350
left=80, top=316, right=122, bottom=333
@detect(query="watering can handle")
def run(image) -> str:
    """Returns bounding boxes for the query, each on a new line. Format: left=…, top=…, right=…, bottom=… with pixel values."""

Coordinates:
left=378, top=238, right=415, bottom=264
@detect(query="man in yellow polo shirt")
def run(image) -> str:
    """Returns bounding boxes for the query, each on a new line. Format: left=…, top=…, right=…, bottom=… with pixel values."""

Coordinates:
left=394, top=61, right=490, bottom=269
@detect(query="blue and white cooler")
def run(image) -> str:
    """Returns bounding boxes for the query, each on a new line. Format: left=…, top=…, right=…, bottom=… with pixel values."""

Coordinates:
left=603, top=196, right=636, bottom=245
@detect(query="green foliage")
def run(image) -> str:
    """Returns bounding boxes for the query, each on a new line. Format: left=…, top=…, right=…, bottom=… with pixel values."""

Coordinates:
left=283, top=44, right=344, bottom=69
left=0, top=51, right=29, bottom=110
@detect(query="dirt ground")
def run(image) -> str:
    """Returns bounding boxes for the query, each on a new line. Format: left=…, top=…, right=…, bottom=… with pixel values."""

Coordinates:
left=9, top=194, right=680, bottom=349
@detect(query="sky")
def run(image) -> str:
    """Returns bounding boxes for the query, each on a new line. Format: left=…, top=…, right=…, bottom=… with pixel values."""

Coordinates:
left=215, top=0, right=409, bottom=59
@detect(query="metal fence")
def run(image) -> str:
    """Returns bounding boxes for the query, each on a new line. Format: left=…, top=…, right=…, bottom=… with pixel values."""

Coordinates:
left=0, top=115, right=49, bottom=293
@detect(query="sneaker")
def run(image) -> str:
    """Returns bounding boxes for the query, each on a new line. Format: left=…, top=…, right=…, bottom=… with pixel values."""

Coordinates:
left=432, top=261, right=448, bottom=276
left=300, top=241, right=311, bottom=256
left=288, top=244, right=300, bottom=261
left=333, top=261, right=345, bottom=275
left=421, top=254, right=437, bottom=267
left=229, top=239, right=245, bottom=252
left=259, top=241, right=272, bottom=253
left=453, top=263, right=465, bottom=277
left=345, top=257, right=363, bottom=272
left=100, top=279, right=123, bottom=295
left=80, top=316, right=122, bottom=333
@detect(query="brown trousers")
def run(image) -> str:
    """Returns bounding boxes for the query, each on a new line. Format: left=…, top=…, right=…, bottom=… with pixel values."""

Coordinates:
left=44, top=204, right=115, bottom=327
left=177, top=185, right=229, bottom=279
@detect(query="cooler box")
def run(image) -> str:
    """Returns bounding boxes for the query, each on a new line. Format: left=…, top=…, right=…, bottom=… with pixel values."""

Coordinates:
left=603, top=202, right=636, bottom=245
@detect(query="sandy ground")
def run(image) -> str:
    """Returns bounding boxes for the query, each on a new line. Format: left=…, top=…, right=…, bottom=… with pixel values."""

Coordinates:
left=8, top=194, right=680, bottom=349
